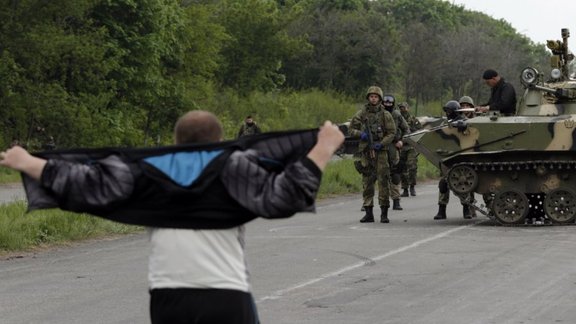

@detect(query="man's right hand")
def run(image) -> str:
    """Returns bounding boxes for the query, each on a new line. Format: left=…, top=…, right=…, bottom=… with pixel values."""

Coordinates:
left=360, top=132, right=369, bottom=141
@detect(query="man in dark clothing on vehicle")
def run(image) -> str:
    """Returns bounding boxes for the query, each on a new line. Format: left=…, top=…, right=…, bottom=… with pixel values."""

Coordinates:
left=476, top=69, right=517, bottom=116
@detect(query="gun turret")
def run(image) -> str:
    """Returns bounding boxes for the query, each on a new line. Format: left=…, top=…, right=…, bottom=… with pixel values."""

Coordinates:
left=547, top=28, right=572, bottom=77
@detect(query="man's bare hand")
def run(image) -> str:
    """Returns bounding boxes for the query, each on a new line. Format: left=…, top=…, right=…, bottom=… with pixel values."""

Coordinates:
left=0, top=146, right=46, bottom=180
left=307, top=121, right=345, bottom=171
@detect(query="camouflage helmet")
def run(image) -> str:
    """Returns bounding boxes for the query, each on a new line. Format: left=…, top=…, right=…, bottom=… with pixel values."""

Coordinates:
left=458, top=96, right=475, bottom=107
left=398, top=102, right=409, bottom=109
left=366, top=86, right=383, bottom=100
left=443, top=100, right=461, bottom=114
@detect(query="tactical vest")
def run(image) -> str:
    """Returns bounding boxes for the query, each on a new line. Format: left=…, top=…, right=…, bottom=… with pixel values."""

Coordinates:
left=241, top=123, right=258, bottom=136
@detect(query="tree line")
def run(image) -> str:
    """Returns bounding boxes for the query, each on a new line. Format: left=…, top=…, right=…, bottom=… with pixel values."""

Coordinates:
left=0, top=0, right=552, bottom=149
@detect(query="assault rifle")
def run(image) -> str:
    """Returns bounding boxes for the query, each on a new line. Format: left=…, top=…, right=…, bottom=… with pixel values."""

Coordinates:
left=363, top=119, right=376, bottom=160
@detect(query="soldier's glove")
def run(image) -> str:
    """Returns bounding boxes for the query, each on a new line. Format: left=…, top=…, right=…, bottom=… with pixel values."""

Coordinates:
left=372, top=143, right=384, bottom=151
left=451, top=120, right=468, bottom=132
left=360, top=132, right=369, bottom=141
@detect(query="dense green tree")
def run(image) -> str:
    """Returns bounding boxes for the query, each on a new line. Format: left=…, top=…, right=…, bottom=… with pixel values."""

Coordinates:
left=282, top=4, right=402, bottom=96
left=0, top=0, right=554, bottom=149
left=215, top=0, right=309, bottom=95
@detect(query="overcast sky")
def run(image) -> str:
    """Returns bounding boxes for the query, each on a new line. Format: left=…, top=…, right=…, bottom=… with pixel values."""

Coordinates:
left=447, top=0, right=576, bottom=44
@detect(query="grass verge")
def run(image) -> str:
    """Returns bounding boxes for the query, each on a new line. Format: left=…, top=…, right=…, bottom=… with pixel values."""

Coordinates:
left=0, top=201, right=140, bottom=254
left=0, top=169, right=21, bottom=184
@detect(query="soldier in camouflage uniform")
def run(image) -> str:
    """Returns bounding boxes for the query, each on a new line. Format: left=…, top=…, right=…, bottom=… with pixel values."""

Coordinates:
left=433, top=100, right=476, bottom=220
left=237, top=115, right=262, bottom=138
left=349, top=86, right=396, bottom=223
left=382, top=95, right=410, bottom=211
left=398, top=102, right=422, bottom=197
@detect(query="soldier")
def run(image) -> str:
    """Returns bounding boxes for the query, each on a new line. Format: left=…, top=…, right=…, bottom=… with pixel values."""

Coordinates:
left=433, top=100, right=475, bottom=220
left=382, top=94, right=410, bottom=210
left=349, top=86, right=396, bottom=223
left=458, top=95, right=476, bottom=118
left=398, top=102, right=422, bottom=197
left=237, top=115, right=262, bottom=138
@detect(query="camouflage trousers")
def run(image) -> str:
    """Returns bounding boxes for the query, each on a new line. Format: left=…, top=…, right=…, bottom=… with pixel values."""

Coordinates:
left=438, top=177, right=473, bottom=205
left=400, top=145, right=418, bottom=189
left=389, top=179, right=401, bottom=200
left=388, top=145, right=402, bottom=200
left=358, top=150, right=391, bottom=208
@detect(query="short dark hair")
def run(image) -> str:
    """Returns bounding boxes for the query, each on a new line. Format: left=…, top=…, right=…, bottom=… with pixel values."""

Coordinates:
left=174, top=110, right=223, bottom=144
left=482, top=69, right=498, bottom=80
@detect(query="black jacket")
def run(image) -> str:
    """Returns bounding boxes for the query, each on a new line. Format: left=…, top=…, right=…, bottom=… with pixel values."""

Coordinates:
left=22, top=129, right=322, bottom=229
left=484, top=78, right=517, bottom=116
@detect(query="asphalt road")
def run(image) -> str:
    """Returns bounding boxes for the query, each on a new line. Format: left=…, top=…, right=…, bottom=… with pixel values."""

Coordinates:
left=2, top=183, right=576, bottom=324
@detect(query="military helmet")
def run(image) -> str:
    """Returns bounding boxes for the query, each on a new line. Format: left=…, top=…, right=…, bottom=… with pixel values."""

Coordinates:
left=443, top=100, right=461, bottom=114
left=398, top=102, right=409, bottom=109
left=366, top=86, right=383, bottom=100
left=458, top=96, right=475, bottom=107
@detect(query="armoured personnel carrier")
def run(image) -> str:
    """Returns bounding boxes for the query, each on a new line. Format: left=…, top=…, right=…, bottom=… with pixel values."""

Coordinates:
left=405, top=28, right=576, bottom=225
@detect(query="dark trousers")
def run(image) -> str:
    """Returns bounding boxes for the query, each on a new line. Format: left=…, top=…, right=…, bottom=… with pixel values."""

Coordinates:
left=150, top=288, right=259, bottom=324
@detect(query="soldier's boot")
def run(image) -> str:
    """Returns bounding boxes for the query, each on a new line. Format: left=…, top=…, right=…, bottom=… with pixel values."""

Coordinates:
left=392, top=199, right=403, bottom=211
left=380, top=206, right=390, bottom=223
left=433, top=204, right=447, bottom=220
left=463, top=205, right=472, bottom=219
left=359, top=207, right=374, bottom=223
left=410, top=185, right=417, bottom=197
left=401, top=188, right=409, bottom=197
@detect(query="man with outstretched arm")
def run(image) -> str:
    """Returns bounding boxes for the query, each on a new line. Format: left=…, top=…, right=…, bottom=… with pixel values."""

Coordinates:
left=0, top=111, right=344, bottom=324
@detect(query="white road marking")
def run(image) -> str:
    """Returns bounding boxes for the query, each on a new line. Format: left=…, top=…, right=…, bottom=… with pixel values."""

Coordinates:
left=257, top=223, right=477, bottom=302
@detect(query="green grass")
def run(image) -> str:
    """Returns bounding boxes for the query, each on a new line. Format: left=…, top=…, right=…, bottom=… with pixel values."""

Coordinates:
left=0, top=168, right=21, bottom=184
left=0, top=201, right=141, bottom=253
left=318, top=158, right=363, bottom=198
left=417, top=155, right=440, bottom=180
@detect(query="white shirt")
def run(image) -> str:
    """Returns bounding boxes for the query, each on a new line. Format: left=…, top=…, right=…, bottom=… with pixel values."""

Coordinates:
left=148, top=226, right=250, bottom=292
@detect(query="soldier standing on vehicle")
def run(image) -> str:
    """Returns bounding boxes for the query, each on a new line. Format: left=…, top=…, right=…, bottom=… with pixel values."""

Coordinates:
left=349, top=86, right=396, bottom=223
left=382, top=95, right=410, bottom=211
left=476, top=69, right=517, bottom=116
left=433, top=100, right=476, bottom=220
left=398, top=102, right=422, bottom=197
left=237, top=115, right=262, bottom=138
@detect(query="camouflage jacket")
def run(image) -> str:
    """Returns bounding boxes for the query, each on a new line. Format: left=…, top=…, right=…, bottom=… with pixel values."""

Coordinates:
left=349, top=103, right=396, bottom=152
left=388, top=109, right=410, bottom=142
left=237, top=122, right=262, bottom=138
left=400, top=111, right=422, bottom=133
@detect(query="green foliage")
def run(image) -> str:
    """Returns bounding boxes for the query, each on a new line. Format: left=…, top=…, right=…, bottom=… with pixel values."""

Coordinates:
left=0, top=169, right=21, bottom=184
left=0, top=201, right=140, bottom=252
left=207, top=89, right=356, bottom=139
left=318, top=158, right=362, bottom=198
left=214, top=0, right=311, bottom=95
left=0, top=0, right=552, bottom=146
left=417, top=154, right=440, bottom=180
